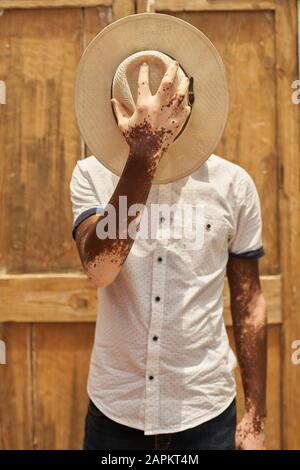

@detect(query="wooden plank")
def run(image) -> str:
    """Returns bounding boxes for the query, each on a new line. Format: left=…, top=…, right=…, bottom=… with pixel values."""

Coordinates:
left=137, top=0, right=275, bottom=13
left=82, top=2, right=134, bottom=153
left=0, top=0, right=275, bottom=11
left=112, top=0, right=134, bottom=21
left=275, top=0, right=300, bottom=451
left=0, top=273, right=98, bottom=322
left=155, top=10, right=278, bottom=275
left=0, top=8, right=82, bottom=273
left=0, top=273, right=281, bottom=323
left=83, top=6, right=111, bottom=51
left=82, top=1, right=134, bottom=60
left=0, top=324, right=33, bottom=449
left=33, top=323, right=94, bottom=449
left=0, top=0, right=112, bottom=9
left=227, top=326, right=281, bottom=450
left=0, top=0, right=133, bottom=15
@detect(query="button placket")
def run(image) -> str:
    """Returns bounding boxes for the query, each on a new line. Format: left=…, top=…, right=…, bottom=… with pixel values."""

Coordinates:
left=144, top=184, right=170, bottom=434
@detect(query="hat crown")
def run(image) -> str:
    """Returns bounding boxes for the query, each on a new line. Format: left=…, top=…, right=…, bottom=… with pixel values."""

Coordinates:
left=74, top=13, right=229, bottom=183
left=112, top=50, right=188, bottom=115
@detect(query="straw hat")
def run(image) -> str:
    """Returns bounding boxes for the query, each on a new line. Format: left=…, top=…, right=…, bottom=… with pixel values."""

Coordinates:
left=74, top=13, right=229, bottom=184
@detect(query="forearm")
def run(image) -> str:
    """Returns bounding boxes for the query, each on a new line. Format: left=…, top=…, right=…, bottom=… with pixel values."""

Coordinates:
left=232, top=292, right=267, bottom=419
left=75, top=59, right=190, bottom=287
left=77, top=148, right=160, bottom=286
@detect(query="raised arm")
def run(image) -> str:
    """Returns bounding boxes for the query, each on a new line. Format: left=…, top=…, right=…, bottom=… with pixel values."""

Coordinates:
left=74, top=60, right=191, bottom=288
left=226, top=256, right=267, bottom=450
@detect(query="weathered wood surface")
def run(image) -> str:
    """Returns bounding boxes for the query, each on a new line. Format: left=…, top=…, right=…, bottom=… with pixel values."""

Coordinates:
left=137, top=0, right=275, bottom=12
left=0, top=273, right=282, bottom=324
left=275, top=0, right=300, bottom=451
left=0, top=0, right=299, bottom=450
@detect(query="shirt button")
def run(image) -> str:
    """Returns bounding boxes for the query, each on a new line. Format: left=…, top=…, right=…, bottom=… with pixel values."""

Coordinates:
left=157, top=257, right=163, bottom=263
left=155, top=296, right=160, bottom=302
left=153, top=335, right=158, bottom=341
left=149, top=375, right=154, bottom=380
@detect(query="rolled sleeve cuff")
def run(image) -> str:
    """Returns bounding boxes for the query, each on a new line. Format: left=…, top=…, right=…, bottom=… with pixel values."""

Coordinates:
left=72, top=207, right=100, bottom=240
left=228, top=246, right=265, bottom=259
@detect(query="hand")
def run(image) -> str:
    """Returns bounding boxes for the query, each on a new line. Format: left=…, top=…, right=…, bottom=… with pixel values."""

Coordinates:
left=111, top=60, right=191, bottom=172
left=235, top=412, right=266, bottom=450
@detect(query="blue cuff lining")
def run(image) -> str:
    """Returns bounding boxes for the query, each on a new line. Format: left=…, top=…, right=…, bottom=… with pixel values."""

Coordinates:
left=228, top=246, right=265, bottom=259
left=72, top=207, right=100, bottom=240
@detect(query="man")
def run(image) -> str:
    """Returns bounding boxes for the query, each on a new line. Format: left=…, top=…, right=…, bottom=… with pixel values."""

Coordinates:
left=70, top=15, right=267, bottom=451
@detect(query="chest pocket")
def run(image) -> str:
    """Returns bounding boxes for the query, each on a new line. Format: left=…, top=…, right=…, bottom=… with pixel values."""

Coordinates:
left=171, top=214, right=230, bottom=277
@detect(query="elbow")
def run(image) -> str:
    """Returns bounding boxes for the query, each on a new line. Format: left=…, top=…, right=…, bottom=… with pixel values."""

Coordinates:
left=78, top=242, right=121, bottom=288
left=89, top=276, right=114, bottom=289
left=83, top=263, right=119, bottom=289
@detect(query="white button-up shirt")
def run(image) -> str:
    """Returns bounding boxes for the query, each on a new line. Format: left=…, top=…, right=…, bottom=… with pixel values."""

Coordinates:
left=70, top=153, right=265, bottom=435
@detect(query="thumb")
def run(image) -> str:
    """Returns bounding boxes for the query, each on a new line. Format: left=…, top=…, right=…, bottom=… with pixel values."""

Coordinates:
left=111, top=98, right=130, bottom=124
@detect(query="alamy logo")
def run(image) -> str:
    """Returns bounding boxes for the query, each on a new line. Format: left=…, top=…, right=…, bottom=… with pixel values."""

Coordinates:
left=0, top=340, right=6, bottom=365
left=291, top=340, right=300, bottom=365
left=95, top=197, right=205, bottom=250
left=291, top=80, right=300, bottom=104
left=0, top=80, right=6, bottom=104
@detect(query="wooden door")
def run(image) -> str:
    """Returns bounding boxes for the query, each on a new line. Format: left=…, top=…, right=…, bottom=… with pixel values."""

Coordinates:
left=0, top=0, right=299, bottom=450
left=0, top=0, right=134, bottom=450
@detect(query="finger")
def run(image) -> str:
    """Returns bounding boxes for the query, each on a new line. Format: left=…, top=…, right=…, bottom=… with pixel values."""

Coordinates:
left=111, top=98, right=130, bottom=125
left=176, top=76, right=190, bottom=101
left=172, top=106, right=191, bottom=127
left=137, top=62, right=151, bottom=100
left=156, top=60, right=179, bottom=99
left=180, top=105, right=192, bottom=118
left=169, top=76, right=190, bottom=110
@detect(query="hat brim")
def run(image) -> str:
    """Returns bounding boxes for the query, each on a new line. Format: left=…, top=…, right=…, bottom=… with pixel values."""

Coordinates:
left=74, top=13, right=229, bottom=184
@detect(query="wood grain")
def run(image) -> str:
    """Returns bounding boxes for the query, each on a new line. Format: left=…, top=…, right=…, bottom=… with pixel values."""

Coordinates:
left=275, top=0, right=300, bottom=450
left=0, top=324, right=33, bottom=449
left=0, top=273, right=281, bottom=323
left=81, top=1, right=134, bottom=157
left=0, top=0, right=112, bottom=8
left=1, top=0, right=297, bottom=451
left=83, top=5, right=112, bottom=49
left=0, top=8, right=83, bottom=273
left=165, top=10, right=278, bottom=276
left=137, top=0, right=275, bottom=12
left=33, top=323, right=94, bottom=449
left=112, top=0, right=135, bottom=21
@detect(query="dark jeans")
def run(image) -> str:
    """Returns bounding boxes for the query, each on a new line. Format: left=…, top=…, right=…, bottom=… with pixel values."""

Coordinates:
left=83, top=398, right=236, bottom=450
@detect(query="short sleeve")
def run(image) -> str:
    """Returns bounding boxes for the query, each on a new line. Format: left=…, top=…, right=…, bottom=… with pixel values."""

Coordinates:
left=69, top=161, right=102, bottom=240
left=228, top=170, right=265, bottom=259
